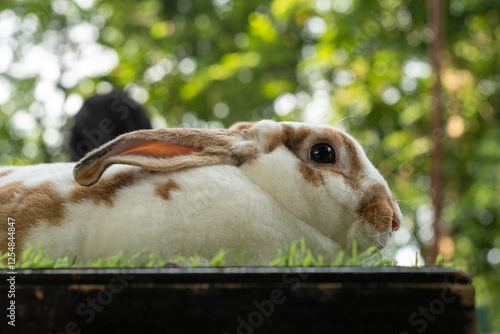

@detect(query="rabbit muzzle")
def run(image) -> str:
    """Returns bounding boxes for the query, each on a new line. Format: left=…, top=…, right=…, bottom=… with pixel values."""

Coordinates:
left=358, top=184, right=401, bottom=231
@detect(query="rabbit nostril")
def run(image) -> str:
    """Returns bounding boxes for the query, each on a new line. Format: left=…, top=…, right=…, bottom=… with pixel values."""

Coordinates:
left=392, top=218, right=400, bottom=231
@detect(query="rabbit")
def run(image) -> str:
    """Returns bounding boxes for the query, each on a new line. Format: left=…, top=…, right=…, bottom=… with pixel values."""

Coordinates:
left=0, top=120, right=401, bottom=265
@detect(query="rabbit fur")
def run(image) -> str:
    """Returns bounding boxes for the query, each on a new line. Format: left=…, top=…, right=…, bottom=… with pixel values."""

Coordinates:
left=0, top=120, right=401, bottom=265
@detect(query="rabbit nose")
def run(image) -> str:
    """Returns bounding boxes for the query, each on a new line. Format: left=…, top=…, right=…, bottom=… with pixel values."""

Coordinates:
left=391, top=218, right=400, bottom=231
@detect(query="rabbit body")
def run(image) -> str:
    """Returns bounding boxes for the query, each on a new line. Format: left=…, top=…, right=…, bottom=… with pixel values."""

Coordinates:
left=0, top=120, right=401, bottom=264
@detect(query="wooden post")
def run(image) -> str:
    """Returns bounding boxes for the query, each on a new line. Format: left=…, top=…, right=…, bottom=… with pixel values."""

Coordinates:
left=428, top=0, right=445, bottom=263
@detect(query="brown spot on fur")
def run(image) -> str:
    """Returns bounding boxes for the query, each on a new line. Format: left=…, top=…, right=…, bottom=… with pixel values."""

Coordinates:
left=336, top=131, right=363, bottom=176
left=283, top=125, right=310, bottom=153
left=71, top=169, right=170, bottom=206
left=0, top=181, right=66, bottom=253
left=155, top=179, right=181, bottom=200
left=266, top=124, right=310, bottom=153
left=297, top=162, right=323, bottom=186
left=0, top=170, right=13, bottom=178
left=358, top=184, right=394, bottom=232
left=232, top=144, right=260, bottom=166
left=265, top=130, right=284, bottom=153
left=71, top=170, right=139, bottom=206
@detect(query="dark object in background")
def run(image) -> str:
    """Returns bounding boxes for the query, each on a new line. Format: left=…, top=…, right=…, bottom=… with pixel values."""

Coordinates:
left=69, top=91, right=152, bottom=161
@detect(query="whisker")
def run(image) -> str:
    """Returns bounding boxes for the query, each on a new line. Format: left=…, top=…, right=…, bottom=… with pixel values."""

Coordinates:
left=334, top=115, right=359, bottom=127
left=376, top=237, right=385, bottom=248
left=396, top=197, right=420, bottom=211
left=381, top=216, right=395, bottom=224
left=369, top=231, right=392, bottom=238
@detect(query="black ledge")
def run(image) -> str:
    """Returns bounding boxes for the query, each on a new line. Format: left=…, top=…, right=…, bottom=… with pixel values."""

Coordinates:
left=0, top=267, right=476, bottom=334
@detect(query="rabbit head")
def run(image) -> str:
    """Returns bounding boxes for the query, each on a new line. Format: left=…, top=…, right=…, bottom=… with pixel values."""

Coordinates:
left=74, top=120, right=401, bottom=256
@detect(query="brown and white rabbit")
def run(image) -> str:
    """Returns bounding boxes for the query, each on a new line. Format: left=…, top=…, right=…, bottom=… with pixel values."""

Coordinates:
left=0, top=120, right=401, bottom=265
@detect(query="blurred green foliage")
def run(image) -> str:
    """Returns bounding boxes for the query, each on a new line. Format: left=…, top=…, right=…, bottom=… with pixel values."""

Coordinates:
left=0, top=0, right=499, bottom=331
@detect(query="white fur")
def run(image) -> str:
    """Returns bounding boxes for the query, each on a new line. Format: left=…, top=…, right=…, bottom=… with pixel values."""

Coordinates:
left=21, top=164, right=340, bottom=264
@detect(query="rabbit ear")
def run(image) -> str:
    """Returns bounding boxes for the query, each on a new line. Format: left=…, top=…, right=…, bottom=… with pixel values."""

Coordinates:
left=73, top=128, right=250, bottom=186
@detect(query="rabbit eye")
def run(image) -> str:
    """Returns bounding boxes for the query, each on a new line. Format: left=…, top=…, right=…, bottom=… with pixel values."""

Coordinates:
left=309, top=144, right=336, bottom=164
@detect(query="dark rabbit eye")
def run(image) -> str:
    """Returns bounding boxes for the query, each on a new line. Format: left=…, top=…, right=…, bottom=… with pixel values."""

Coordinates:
left=309, top=144, right=336, bottom=164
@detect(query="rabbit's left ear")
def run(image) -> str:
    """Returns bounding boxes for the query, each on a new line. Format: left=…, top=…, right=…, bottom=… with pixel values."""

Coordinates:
left=73, top=128, right=253, bottom=186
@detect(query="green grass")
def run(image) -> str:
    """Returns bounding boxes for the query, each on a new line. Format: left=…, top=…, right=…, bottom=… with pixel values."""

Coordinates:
left=268, top=239, right=397, bottom=267
left=0, top=239, right=451, bottom=269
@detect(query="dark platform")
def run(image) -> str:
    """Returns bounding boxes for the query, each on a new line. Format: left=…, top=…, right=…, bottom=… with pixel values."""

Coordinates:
left=0, top=267, right=476, bottom=333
